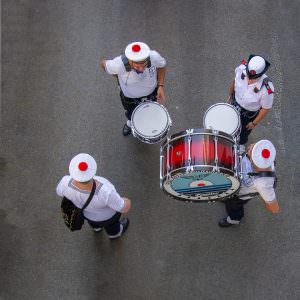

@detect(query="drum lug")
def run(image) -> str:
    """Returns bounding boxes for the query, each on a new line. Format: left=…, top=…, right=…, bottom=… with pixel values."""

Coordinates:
left=167, top=143, right=170, bottom=173
left=131, top=127, right=137, bottom=138
left=159, top=155, right=164, bottom=188
left=186, top=129, right=194, bottom=134
left=233, top=142, right=239, bottom=177
left=213, top=133, right=219, bottom=172
left=186, top=165, right=194, bottom=173
left=187, top=131, right=192, bottom=170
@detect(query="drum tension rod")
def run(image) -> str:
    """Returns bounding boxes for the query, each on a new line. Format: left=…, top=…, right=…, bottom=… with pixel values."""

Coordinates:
left=213, top=132, right=219, bottom=172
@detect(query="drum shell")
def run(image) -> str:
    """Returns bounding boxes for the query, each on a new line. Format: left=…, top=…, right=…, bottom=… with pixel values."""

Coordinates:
left=161, top=128, right=235, bottom=178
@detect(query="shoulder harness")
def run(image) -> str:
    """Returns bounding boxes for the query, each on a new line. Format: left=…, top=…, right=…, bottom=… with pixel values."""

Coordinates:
left=247, top=171, right=277, bottom=189
left=121, top=54, right=151, bottom=72
left=240, top=58, right=273, bottom=94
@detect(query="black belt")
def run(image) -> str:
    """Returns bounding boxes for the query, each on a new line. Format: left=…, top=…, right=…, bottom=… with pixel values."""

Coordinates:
left=231, top=93, right=259, bottom=119
left=121, top=88, right=157, bottom=104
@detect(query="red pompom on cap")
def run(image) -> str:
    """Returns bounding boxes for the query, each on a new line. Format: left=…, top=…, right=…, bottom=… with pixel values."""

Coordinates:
left=132, top=44, right=141, bottom=52
left=262, top=149, right=270, bottom=159
left=78, top=162, right=88, bottom=171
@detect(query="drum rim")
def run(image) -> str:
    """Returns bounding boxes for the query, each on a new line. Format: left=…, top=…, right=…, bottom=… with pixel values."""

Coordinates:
left=133, top=128, right=169, bottom=144
left=131, top=101, right=171, bottom=139
left=163, top=165, right=235, bottom=179
left=161, top=128, right=235, bottom=150
left=203, top=103, right=241, bottom=136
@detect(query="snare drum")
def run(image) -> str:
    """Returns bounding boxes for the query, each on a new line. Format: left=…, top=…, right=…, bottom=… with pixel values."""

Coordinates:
left=131, top=101, right=172, bottom=144
left=203, top=103, right=241, bottom=138
left=160, top=128, right=240, bottom=202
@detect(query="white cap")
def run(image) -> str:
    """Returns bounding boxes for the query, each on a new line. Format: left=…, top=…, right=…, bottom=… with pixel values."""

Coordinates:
left=248, top=56, right=266, bottom=76
left=69, top=153, right=97, bottom=182
left=251, top=140, right=276, bottom=169
left=125, top=42, right=150, bottom=62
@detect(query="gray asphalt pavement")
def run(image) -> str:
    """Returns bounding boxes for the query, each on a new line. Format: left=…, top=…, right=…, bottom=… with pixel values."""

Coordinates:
left=1, top=1, right=300, bottom=299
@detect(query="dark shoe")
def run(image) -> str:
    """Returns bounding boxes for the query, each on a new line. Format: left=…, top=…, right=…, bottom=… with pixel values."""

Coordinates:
left=218, top=217, right=233, bottom=227
left=120, top=218, right=130, bottom=235
left=108, top=218, right=130, bottom=240
left=122, top=124, right=131, bottom=136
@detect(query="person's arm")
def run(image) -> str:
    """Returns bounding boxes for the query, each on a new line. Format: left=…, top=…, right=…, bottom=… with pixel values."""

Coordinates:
left=121, top=197, right=131, bottom=213
left=246, top=108, right=270, bottom=129
left=255, top=180, right=279, bottom=214
left=100, top=57, right=122, bottom=75
left=265, top=200, right=280, bottom=214
left=156, top=67, right=166, bottom=103
left=107, top=190, right=131, bottom=213
left=56, top=176, right=68, bottom=197
left=100, top=59, right=107, bottom=71
left=227, top=79, right=235, bottom=103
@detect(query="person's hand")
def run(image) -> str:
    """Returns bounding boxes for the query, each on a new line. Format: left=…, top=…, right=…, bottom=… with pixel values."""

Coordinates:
left=226, top=95, right=232, bottom=103
left=121, top=197, right=131, bottom=213
left=156, top=86, right=166, bottom=104
left=246, top=121, right=256, bottom=130
left=265, top=201, right=280, bottom=214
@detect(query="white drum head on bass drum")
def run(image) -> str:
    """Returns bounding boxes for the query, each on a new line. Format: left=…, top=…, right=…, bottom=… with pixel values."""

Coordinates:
left=204, top=103, right=240, bottom=136
left=132, top=102, right=169, bottom=138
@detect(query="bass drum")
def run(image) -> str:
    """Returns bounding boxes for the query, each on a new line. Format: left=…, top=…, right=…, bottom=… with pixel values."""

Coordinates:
left=160, top=128, right=240, bottom=202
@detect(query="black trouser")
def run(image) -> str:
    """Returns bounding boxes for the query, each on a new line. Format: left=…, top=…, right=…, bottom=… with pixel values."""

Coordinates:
left=231, top=93, right=259, bottom=145
left=85, top=212, right=122, bottom=236
left=224, top=195, right=250, bottom=221
left=120, top=88, right=158, bottom=120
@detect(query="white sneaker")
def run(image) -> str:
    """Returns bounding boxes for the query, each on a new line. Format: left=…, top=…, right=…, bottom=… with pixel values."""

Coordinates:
left=93, top=227, right=103, bottom=232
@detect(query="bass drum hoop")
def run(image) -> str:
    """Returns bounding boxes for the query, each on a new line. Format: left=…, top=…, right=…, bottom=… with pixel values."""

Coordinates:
left=162, top=171, right=240, bottom=202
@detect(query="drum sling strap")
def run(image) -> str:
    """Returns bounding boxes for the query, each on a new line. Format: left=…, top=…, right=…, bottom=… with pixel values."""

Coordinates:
left=118, top=55, right=154, bottom=103
left=247, top=171, right=277, bottom=189
left=238, top=153, right=277, bottom=199
left=121, top=54, right=152, bottom=71
left=240, top=171, right=277, bottom=199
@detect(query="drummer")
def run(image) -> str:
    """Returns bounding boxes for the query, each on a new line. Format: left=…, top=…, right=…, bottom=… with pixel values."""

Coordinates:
left=218, top=139, right=280, bottom=227
left=227, top=55, right=274, bottom=151
left=100, top=42, right=167, bottom=136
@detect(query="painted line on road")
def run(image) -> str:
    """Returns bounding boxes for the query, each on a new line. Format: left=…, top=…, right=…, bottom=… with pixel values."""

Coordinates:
left=271, top=33, right=286, bottom=154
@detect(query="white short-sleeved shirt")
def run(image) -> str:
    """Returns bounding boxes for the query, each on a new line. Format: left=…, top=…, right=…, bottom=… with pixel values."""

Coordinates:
left=239, top=156, right=276, bottom=203
left=234, top=64, right=274, bottom=111
left=56, top=175, right=125, bottom=221
left=105, top=50, right=166, bottom=98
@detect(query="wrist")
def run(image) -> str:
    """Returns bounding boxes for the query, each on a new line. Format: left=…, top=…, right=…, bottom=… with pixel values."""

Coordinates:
left=252, top=121, right=257, bottom=126
left=158, top=83, right=164, bottom=87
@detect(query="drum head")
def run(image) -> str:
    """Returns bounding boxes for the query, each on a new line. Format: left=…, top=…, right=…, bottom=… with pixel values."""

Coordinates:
left=162, top=170, right=240, bottom=202
left=204, top=103, right=240, bottom=136
left=132, top=102, right=169, bottom=138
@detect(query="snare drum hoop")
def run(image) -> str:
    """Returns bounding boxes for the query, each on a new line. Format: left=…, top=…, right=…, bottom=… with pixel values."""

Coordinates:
left=131, top=101, right=171, bottom=143
left=203, top=103, right=241, bottom=137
